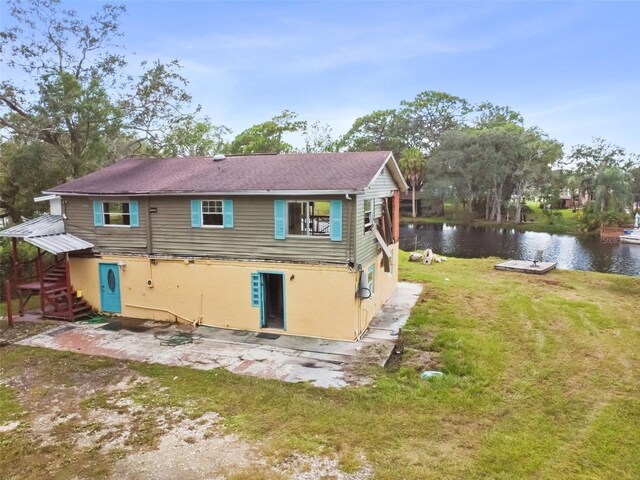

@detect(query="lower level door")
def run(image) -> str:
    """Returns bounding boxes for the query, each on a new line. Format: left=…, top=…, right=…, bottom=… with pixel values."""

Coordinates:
left=99, top=263, right=121, bottom=313
left=262, top=273, right=285, bottom=329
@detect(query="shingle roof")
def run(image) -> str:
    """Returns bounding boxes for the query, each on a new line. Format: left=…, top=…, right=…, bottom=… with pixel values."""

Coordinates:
left=46, top=152, right=404, bottom=195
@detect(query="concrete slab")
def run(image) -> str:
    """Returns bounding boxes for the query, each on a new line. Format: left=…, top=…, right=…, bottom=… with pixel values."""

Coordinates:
left=494, top=260, right=557, bottom=274
left=17, top=282, right=422, bottom=388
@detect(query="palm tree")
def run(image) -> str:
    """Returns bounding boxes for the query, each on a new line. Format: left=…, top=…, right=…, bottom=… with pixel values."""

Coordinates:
left=593, top=167, right=632, bottom=213
left=399, top=147, right=426, bottom=218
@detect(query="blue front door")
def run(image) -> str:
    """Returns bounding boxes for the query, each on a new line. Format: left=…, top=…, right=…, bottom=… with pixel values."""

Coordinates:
left=99, top=263, right=121, bottom=313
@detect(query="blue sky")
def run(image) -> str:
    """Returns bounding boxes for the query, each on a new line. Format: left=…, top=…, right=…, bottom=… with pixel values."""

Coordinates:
left=9, top=1, right=640, bottom=154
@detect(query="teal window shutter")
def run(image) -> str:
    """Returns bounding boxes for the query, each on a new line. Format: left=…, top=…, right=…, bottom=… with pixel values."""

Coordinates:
left=330, top=200, right=343, bottom=241
left=251, top=273, right=261, bottom=307
left=274, top=200, right=286, bottom=240
left=223, top=199, right=234, bottom=228
left=191, top=200, right=202, bottom=227
left=129, top=200, right=139, bottom=227
left=93, top=200, right=104, bottom=226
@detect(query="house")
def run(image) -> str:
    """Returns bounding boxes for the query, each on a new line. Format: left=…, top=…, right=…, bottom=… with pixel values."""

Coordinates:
left=1, top=152, right=408, bottom=341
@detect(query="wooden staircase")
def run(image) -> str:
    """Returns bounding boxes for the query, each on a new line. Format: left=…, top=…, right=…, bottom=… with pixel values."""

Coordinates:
left=18, top=255, right=94, bottom=321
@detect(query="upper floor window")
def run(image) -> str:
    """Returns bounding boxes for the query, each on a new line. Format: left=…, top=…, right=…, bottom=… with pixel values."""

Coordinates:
left=190, top=199, right=234, bottom=228
left=274, top=199, right=342, bottom=242
left=287, top=201, right=330, bottom=237
left=202, top=200, right=223, bottom=227
left=364, top=199, right=373, bottom=232
left=93, top=200, right=139, bottom=227
left=104, top=202, right=130, bottom=226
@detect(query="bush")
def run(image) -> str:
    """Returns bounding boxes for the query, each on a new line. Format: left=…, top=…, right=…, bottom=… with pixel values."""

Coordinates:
left=576, top=203, right=632, bottom=232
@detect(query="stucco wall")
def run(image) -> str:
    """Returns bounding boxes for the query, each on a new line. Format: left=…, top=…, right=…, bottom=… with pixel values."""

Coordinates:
left=356, top=243, right=399, bottom=334
left=70, top=256, right=365, bottom=340
left=69, top=246, right=398, bottom=341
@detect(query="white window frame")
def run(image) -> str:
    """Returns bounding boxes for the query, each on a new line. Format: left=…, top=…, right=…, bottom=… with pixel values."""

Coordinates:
left=367, top=265, right=375, bottom=295
left=201, top=200, right=224, bottom=228
left=103, top=201, right=131, bottom=228
left=286, top=200, right=331, bottom=238
left=364, top=199, right=373, bottom=233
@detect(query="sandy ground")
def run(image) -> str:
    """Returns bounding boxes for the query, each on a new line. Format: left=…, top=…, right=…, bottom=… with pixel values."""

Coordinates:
left=1, top=359, right=372, bottom=479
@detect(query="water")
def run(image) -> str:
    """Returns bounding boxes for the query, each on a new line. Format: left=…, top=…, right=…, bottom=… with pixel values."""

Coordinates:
left=400, top=223, right=640, bottom=276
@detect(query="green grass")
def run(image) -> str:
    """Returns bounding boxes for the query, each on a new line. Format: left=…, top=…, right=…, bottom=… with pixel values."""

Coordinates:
left=1, top=253, right=639, bottom=479
left=0, top=296, right=40, bottom=316
left=403, top=201, right=582, bottom=234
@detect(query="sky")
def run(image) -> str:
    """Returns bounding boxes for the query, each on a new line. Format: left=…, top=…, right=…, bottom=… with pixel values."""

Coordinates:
left=4, top=0, right=640, bottom=155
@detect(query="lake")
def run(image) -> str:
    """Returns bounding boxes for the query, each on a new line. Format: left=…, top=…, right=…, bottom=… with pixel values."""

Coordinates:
left=400, top=223, right=640, bottom=276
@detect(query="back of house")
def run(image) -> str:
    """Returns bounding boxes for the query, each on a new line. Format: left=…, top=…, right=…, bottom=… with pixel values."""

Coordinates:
left=8, top=151, right=407, bottom=340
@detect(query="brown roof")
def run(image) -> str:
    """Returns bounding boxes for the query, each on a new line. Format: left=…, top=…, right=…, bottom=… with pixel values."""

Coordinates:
left=47, top=152, right=404, bottom=195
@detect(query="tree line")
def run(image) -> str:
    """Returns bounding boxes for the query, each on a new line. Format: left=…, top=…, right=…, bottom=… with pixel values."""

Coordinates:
left=1, top=0, right=639, bottom=231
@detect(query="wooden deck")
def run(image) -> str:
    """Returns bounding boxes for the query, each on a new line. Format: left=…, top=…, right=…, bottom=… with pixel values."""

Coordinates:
left=494, top=260, right=557, bottom=274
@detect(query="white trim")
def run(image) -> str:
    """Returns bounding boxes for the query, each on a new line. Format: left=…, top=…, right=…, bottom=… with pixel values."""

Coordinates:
left=200, top=199, right=224, bottom=228
left=34, top=194, right=60, bottom=203
left=102, top=200, right=132, bottom=227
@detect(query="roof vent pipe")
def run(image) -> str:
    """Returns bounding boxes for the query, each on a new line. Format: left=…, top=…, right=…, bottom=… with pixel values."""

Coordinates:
left=213, top=154, right=226, bottom=162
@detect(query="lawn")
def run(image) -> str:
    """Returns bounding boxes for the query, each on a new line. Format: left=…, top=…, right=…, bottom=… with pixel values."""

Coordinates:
left=1, top=253, right=639, bottom=479
left=403, top=201, right=582, bottom=234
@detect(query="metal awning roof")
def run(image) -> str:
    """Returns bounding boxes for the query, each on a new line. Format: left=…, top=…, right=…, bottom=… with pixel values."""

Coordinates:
left=0, top=215, right=64, bottom=238
left=0, top=214, right=93, bottom=254
left=24, top=233, right=94, bottom=255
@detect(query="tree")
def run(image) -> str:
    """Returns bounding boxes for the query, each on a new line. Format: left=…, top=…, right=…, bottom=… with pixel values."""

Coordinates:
left=338, top=109, right=408, bottom=157
left=631, top=166, right=640, bottom=213
left=591, top=167, right=633, bottom=214
left=510, top=128, right=563, bottom=224
left=225, top=110, right=306, bottom=154
left=0, top=140, right=62, bottom=222
left=0, top=0, right=199, bottom=165
left=472, top=101, right=524, bottom=128
left=161, top=117, right=230, bottom=157
left=399, top=147, right=426, bottom=218
left=432, top=129, right=488, bottom=214
left=0, top=0, right=204, bottom=219
left=400, top=91, right=471, bottom=154
left=568, top=138, right=638, bottom=216
left=302, top=120, right=336, bottom=153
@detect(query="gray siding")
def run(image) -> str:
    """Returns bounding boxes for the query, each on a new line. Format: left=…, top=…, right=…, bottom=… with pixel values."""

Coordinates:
left=64, top=196, right=148, bottom=254
left=149, top=195, right=352, bottom=263
left=355, top=166, right=399, bottom=265
left=64, top=194, right=354, bottom=264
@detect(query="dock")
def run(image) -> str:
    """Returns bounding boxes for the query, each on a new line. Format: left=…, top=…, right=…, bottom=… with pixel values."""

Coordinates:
left=494, top=260, right=557, bottom=274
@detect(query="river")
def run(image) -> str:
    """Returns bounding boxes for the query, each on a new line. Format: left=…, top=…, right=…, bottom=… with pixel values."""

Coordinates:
left=400, top=223, right=640, bottom=276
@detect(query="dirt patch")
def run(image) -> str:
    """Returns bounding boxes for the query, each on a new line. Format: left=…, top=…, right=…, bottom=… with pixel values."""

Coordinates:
left=1, top=355, right=372, bottom=479
left=0, top=320, right=58, bottom=344
left=403, top=349, right=443, bottom=372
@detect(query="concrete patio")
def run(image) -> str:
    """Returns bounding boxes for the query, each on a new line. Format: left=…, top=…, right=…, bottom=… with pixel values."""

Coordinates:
left=17, top=282, right=422, bottom=388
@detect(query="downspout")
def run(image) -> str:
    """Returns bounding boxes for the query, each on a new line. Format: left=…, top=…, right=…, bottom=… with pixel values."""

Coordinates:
left=345, top=193, right=353, bottom=262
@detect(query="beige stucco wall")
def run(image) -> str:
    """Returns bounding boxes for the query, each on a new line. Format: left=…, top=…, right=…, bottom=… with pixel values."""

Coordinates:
left=69, top=246, right=398, bottom=341
left=356, top=243, right=399, bottom=335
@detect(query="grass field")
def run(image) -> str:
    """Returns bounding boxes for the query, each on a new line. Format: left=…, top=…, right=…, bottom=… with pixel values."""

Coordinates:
left=403, top=201, right=582, bottom=234
left=1, top=253, right=639, bottom=479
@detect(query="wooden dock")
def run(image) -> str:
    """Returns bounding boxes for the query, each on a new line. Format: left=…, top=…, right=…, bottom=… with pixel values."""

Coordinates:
left=494, top=260, right=557, bottom=274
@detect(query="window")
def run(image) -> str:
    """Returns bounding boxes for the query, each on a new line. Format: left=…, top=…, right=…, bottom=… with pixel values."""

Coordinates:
left=202, top=200, right=223, bottom=227
left=364, top=199, right=373, bottom=232
left=367, top=264, right=375, bottom=294
left=191, top=199, right=233, bottom=228
left=287, top=201, right=330, bottom=237
left=93, top=200, right=139, bottom=227
left=104, top=202, right=130, bottom=226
